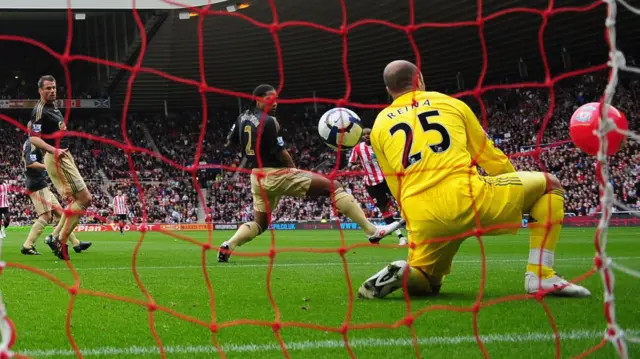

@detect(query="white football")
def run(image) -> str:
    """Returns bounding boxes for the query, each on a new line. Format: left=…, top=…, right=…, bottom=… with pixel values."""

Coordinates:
left=318, top=107, right=363, bottom=151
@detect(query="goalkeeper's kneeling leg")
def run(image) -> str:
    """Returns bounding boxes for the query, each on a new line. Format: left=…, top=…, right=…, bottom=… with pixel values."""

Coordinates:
left=358, top=260, right=442, bottom=299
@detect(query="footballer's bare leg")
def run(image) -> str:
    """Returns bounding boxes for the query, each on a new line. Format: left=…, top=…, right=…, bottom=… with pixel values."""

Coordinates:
left=21, top=211, right=51, bottom=255
left=218, top=168, right=405, bottom=263
left=0, top=210, right=9, bottom=239
left=218, top=211, right=268, bottom=263
left=50, top=206, right=91, bottom=254
left=56, top=188, right=92, bottom=260
left=382, top=201, right=407, bottom=246
left=306, top=174, right=405, bottom=243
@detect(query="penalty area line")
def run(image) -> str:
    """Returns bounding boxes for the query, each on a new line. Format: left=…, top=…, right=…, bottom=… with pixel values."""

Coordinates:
left=17, top=329, right=637, bottom=357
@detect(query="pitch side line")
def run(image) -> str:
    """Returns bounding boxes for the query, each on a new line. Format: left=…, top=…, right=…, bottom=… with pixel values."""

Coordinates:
left=16, top=329, right=639, bottom=357
left=31, top=256, right=640, bottom=272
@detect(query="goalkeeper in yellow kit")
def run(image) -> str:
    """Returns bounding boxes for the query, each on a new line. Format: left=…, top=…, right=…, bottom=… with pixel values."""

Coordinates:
left=358, top=60, right=590, bottom=299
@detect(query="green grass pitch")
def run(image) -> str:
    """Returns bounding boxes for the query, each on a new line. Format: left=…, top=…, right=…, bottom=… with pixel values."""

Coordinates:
left=0, top=227, right=638, bottom=358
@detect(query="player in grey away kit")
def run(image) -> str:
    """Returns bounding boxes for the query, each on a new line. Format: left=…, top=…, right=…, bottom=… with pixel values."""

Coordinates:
left=21, top=126, right=91, bottom=258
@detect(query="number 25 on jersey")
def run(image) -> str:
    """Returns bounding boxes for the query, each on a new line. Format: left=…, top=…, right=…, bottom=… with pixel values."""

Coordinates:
left=389, top=110, right=451, bottom=169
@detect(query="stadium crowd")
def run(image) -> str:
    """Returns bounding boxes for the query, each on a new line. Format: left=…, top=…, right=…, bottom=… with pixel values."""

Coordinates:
left=0, top=71, right=638, bottom=226
left=1, top=67, right=105, bottom=101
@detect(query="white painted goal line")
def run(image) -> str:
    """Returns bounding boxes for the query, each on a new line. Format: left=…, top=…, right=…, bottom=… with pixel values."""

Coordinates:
left=28, top=256, right=640, bottom=272
left=14, top=329, right=640, bottom=357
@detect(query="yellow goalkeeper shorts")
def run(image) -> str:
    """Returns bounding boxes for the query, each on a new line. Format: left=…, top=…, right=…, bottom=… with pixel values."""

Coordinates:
left=406, top=171, right=548, bottom=276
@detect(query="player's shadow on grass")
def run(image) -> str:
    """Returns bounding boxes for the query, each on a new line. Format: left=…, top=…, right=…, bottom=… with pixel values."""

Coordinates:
left=385, top=291, right=478, bottom=302
left=407, top=291, right=590, bottom=304
left=385, top=290, right=554, bottom=303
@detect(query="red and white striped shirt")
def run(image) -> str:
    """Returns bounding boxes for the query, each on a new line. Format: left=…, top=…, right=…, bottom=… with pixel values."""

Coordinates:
left=349, top=142, right=385, bottom=187
left=0, top=183, right=9, bottom=208
left=112, top=195, right=128, bottom=215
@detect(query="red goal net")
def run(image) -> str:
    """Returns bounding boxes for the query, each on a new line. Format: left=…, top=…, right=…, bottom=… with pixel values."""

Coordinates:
left=1, top=0, right=639, bottom=358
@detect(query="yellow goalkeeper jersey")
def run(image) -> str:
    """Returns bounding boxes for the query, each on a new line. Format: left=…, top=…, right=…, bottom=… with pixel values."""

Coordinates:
left=370, top=91, right=515, bottom=216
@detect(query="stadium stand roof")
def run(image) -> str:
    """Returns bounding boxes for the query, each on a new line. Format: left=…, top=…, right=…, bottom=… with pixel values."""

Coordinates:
left=2, top=0, right=639, bottom=110
left=110, top=0, right=640, bottom=110
left=0, top=0, right=227, bottom=9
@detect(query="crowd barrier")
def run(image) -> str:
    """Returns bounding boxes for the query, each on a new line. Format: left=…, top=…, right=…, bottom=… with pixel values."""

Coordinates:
left=67, top=213, right=640, bottom=232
